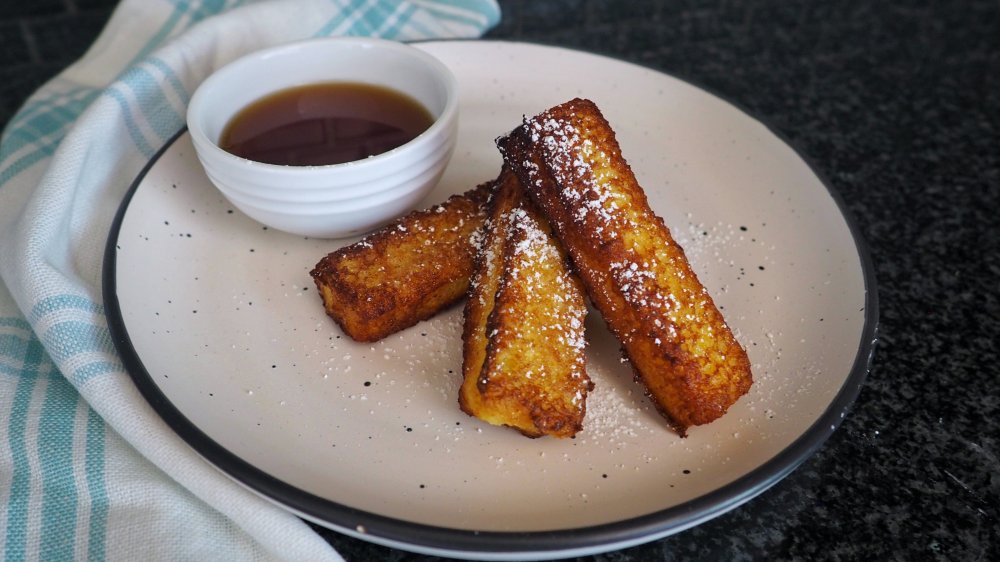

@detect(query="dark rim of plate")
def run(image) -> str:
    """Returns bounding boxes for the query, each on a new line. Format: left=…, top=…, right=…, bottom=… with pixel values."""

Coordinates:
left=102, top=39, right=879, bottom=558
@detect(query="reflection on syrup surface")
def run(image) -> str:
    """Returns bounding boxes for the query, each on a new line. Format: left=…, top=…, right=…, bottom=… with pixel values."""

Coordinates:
left=220, top=82, right=434, bottom=166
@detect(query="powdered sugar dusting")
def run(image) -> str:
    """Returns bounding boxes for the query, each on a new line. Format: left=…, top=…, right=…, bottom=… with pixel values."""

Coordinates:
left=579, top=378, right=657, bottom=444
left=505, top=204, right=588, bottom=378
left=521, top=110, right=697, bottom=348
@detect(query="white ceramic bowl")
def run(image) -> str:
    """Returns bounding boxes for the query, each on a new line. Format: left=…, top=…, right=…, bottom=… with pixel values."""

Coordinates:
left=214, top=138, right=457, bottom=205
left=186, top=37, right=458, bottom=238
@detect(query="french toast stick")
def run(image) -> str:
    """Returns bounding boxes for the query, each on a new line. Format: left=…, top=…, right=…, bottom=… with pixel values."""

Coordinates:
left=311, top=182, right=492, bottom=342
left=460, top=168, right=592, bottom=438
left=498, top=98, right=752, bottom=434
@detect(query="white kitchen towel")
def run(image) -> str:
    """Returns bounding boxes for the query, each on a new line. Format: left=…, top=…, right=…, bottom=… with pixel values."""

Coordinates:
left=0, top=1, right=499, bottom=560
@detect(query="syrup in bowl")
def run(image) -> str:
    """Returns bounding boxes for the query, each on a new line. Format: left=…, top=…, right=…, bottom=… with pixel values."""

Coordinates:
left=219, top=82, right=435, bottom=167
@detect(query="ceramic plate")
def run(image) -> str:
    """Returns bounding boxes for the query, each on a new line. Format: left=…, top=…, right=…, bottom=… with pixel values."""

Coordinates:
left=104, top=41, right=878, bottom=560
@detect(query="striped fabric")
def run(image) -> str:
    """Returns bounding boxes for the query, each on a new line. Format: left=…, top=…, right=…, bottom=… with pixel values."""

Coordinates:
left=0, top=1, right=499, bottom=560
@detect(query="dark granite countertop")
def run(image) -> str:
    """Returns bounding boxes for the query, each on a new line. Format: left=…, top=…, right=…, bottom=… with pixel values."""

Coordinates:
left=2, top=0, right=997, bottom=560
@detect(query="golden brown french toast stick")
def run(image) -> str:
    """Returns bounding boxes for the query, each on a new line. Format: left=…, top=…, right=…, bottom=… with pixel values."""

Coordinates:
left=498, top=98, right=752, bottom=434
left=310, top=182, right=492, bottom=342
left=460, top=168, right=592, bottom=438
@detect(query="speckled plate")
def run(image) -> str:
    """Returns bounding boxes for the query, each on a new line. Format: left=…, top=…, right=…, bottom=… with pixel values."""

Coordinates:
left=104, top=41, right=878, bottom=560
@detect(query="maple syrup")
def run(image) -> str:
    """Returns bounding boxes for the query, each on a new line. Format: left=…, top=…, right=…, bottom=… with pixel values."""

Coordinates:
left=219, top=82, right=434, bottom=166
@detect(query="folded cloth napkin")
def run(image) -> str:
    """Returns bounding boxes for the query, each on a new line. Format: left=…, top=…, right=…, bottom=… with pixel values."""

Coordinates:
left=0, top=0, right=499, bottom=559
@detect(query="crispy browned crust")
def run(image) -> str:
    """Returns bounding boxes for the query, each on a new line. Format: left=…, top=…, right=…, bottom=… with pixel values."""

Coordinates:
left=459, top=167, right=592, bottom=438
left=310, top=182, right=492, bottom=342
left=498, top=98, right=752, bottom=434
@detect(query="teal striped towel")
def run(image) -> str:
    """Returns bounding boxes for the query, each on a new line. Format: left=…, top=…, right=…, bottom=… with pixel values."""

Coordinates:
left=0, top=1, right=499, bottom=559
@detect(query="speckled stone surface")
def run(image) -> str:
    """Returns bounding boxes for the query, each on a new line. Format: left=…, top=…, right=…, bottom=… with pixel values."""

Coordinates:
left=3, top=0, right=997, bottom=560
